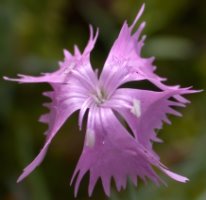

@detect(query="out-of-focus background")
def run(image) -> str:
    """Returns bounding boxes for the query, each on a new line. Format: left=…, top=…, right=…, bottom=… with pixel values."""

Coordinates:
left=0, top=0, right=205, bottom=199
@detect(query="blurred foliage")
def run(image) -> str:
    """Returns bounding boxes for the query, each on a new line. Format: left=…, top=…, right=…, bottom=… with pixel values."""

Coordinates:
left=0, top=0, right=205, bottom=200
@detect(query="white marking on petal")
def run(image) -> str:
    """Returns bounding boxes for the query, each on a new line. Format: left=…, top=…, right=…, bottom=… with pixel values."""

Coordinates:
left=131, top=99, right=141, bottom=118
left=85, top=129, right=95, bottom=148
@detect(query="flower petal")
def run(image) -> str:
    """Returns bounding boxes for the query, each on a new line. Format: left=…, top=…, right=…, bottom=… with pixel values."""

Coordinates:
left=99, top=4, right=185, bottom=94
left=17, top=85, right=82, bottom=182
left=3, top=26, right=99, bottom=85
left=111, top=88, right=197, bottom=148
left=71, top=107, right=165, bottom=197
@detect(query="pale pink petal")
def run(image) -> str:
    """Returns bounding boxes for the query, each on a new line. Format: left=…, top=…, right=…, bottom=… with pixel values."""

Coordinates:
left=17, top=85, right=83, bottom=182
left=71, top=108, right=165, bottom=197
left=111, top=88, right=198, bottom=148
left=99, top=3, right=185, bottom=94
left=3, top=26, right=99, bottom=85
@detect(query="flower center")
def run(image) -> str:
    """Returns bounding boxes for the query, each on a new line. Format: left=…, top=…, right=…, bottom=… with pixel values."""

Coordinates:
left=93, top=87, right=107, bottom=105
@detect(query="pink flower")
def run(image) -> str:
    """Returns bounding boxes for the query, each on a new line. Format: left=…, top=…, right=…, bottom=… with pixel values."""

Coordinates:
left=4, top=4, right=198, bottom=197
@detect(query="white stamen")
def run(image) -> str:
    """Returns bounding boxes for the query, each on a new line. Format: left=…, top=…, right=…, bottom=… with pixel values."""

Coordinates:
left=92, top=88, right=106, bottom=105
left=96, top=88, right=102, bottom=100
left=131, top=99, right=141, bottom=118
left=85, top=129, right=95, bottom=147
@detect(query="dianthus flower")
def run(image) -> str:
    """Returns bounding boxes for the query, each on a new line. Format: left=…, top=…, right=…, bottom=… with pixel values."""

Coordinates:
left=4, top=4, right=197, bottom=197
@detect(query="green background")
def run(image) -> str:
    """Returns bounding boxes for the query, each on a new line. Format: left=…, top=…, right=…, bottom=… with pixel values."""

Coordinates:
left=0, top=0, right=205, bottom=199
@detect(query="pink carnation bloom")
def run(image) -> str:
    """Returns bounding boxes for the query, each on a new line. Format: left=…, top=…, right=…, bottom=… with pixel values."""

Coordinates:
left=4, top=4, right=198, bottom=197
